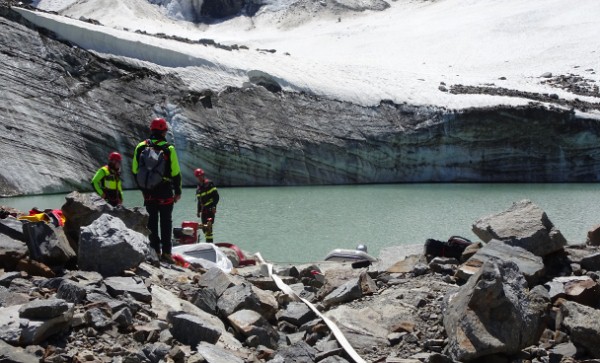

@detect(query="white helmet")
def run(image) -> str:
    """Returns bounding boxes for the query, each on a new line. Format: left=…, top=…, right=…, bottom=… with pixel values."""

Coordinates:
left=356, top=244, right=368, bottom=253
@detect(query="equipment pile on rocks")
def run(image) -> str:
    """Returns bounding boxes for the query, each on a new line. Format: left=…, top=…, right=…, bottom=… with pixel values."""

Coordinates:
left=2, top=193, right=600, bottom=363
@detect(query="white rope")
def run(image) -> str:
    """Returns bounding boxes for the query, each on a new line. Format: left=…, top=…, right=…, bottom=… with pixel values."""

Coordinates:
left=253, top=253, right=367, bottom=363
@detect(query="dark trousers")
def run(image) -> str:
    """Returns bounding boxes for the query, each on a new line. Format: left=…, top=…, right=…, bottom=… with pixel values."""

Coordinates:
left=104, top=190, right=120, bottom=207
left=146, top=202, right=173, bottom=255
left=201, top=209, right=216, bottom=242
left=106, top=198, right=120, bottom=207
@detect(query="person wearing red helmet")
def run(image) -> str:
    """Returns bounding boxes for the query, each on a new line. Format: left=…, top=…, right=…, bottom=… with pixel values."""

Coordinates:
left=91, top=151, right=123, bottom=207
left=132, top=117, right=182, bottom=264
left=195, top=168, right=219, bottom=242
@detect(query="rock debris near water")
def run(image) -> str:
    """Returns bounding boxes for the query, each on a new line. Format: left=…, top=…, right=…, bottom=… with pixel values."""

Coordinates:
left=2, top=195, right=600, bottom=362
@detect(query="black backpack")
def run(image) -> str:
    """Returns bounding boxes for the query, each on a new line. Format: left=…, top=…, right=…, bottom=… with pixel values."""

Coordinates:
left=136, top=140, right=169, bottom=190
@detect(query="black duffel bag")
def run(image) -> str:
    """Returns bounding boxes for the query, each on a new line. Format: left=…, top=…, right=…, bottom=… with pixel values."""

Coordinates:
left=424, top=235, right=472, bottom=259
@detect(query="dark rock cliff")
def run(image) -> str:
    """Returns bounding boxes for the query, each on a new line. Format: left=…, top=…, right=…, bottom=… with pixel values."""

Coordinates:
left=1, top=3, right=599, bottom=197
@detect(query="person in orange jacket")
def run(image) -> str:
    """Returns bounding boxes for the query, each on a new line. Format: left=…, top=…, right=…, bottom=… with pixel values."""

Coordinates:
left=91, top=152, right=123, bottom=207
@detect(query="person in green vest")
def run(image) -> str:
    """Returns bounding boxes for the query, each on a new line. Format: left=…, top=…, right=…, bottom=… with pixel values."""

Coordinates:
left=91, top=152, right=123, bottom=207
left=132, top=117, right=182, bottom=264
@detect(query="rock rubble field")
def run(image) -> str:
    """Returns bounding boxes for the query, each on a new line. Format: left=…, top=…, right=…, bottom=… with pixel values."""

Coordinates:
left=1, top=193, right=600, bottom=363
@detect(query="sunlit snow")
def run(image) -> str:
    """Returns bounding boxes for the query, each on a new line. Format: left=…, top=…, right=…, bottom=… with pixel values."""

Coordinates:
left=25, top=0, right=600, bottom=114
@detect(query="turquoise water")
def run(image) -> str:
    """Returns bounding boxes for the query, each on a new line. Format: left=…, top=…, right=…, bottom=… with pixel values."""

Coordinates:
left=2, top=184, right=600, bottom=263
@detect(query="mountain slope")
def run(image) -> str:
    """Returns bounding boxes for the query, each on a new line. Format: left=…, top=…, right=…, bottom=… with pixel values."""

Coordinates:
left=1, top=1, right=600, bottom=196
left=30, top=0, right=600, bottom=110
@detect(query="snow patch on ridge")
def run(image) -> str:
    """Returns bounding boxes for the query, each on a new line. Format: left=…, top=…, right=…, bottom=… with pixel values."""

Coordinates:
left=25, top=0, right=600, bottom=112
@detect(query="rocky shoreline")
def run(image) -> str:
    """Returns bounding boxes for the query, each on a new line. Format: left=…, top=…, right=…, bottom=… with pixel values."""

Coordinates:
left=1, top=193, right=600, bottom=363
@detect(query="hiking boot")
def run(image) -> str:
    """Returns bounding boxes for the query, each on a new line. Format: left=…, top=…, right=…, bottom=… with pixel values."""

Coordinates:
left=161, top=253, right=175, bottom=264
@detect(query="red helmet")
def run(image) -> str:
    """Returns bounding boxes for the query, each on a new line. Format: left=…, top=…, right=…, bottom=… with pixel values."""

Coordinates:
left=194, top=168, right=205, bottom=177
left=150, top=117, right=168, bottom=131
left=108, top=152, right=122, bottom=162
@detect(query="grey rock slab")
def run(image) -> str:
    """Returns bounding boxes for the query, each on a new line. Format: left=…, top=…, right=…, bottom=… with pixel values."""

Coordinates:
left=472, top=199, right=566, bottom=257
left=84, top=306, right=112, bottom=329
left=86, top=290, right=129, bottom=312
left=325, top=305, right=390, bottom=349
left=197, top=266, right=242, bottom=297
left=227, top=309, right=278, bottom=349
left=56, top=279, right=87, bottom=304
left=104, top=276, right=152, bottom=303
left=151, top=285, right=224, bottom=330
left=217, top=283, right=277, bottom=321
left=457, top=239, right=545, bottom=285
left=0, top=304, right=23, bottom=344
left=18, top=298, right=70, bottom=319
left=0, top=216, right=26, bottom=242
left=196, top=341, right=244, bottom=363
left=0, top=339, right=41, bottom=363
left=374, top=244, right=424, bottom=272
left=319, top=356, right=350, bottom=363
left=20, top=304, right=74, bottom=345
left=278, top=301, right=316, bottom=326
left=169, top=313, right=222, bottom=347
left=580, top=251, right=600, bottom=271
left=322, top=277, right=363, bottom=308
left=270, top=341, right=317, bottom=363
left=191, top=287, right=218, bottom=315
left=0, top=233, right=28, bottom=271
left=0, top=271, right=21, bottom=288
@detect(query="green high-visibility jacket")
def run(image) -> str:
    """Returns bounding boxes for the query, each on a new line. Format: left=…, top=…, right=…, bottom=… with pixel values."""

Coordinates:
left=91, top=165, right=123, bottom=202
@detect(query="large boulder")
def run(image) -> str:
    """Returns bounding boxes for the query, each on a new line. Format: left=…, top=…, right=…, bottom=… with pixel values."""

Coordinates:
left=557, top=300, right=600, bottom=358
left=472, top=200, right=567, bottom=257
left=444, top=259, right=549, bottom=361
left=78, top=214, right=149, bottom=277
left=62, top=191, right=148, bottom=249
left=22, top=221, right=76, bottom=267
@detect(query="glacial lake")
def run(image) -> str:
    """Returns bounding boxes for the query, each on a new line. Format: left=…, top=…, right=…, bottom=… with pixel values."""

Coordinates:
left=1, top=184, right=600, bottom=263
